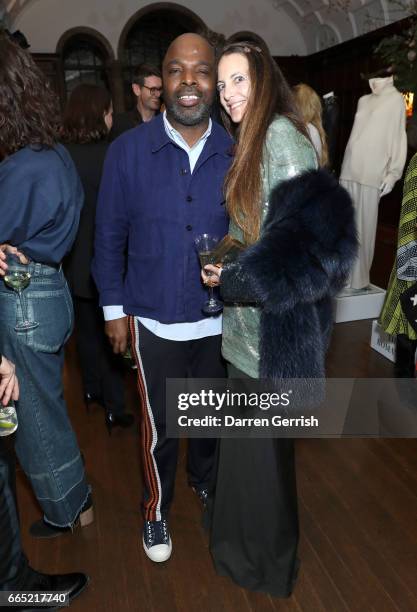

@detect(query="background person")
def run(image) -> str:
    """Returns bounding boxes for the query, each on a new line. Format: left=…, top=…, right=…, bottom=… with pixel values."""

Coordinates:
left=0, top=31, right=92, bottom=539
left=203, top=41, right=356, bottom=597
left=61, top=83, right=134, bottom=433
left=110, top=63, right=162, bottom=140
left=379, top=118, right=417, bottom=377
left=293, top=82, right=329, bottom=167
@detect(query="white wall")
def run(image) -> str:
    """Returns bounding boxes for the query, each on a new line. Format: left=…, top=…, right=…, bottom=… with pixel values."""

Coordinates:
left=14, top=0, right=307, bottom=56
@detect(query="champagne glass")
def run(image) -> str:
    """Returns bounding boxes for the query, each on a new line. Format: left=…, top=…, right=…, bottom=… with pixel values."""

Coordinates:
left=122, top=326, right=137, bottom=370
left=4, top=253, right=39, bottom=331
left=123, top=346, right=137, bottom=370
left=194, top=234, right=223, bottom=316
left=0, top=400, right=18, bottom=437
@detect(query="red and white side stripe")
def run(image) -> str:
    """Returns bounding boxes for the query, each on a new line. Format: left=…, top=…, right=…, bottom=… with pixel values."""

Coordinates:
left=129, top=316, right=162, bottom=521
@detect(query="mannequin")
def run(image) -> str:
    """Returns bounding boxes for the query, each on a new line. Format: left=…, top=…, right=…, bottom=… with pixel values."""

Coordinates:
left=340, top=76, right=407, bottom=289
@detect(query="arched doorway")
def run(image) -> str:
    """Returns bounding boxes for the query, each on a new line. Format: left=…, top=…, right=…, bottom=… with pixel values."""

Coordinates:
left=226, top=31, right=269, bottom=52
left=57, top=28, right=114, bottom=100
left=118, top=3, right=206, bottom=108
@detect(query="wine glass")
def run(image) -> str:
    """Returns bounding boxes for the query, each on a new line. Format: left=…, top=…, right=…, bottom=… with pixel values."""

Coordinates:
left=0, top=399, right=18, bottom=437
left=4, top=253, right=39, bottom=331
left=194, top=234, right=223, bottom=316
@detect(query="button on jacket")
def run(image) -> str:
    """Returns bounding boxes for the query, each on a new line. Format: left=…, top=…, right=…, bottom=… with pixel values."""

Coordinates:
left=92, top=114, right=233, bottom=324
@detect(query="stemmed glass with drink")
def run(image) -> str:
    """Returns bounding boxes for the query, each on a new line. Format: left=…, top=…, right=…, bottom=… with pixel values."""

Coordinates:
left=194, top=234, right=223, bottom=315
left=0, top=399, right=18, bottom=436
left=4, top=252, right=38, bottom=331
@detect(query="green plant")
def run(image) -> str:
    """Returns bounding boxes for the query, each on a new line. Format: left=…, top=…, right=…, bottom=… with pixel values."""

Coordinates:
left=374, top=5, right=417, bottom=92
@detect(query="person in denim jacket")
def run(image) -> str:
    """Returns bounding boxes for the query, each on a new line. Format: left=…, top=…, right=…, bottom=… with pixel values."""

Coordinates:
left=0, top=32, right=92, bottom=538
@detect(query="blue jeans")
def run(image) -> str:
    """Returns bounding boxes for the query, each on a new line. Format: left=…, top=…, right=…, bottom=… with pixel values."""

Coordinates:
left=0, top=262, right=90, bottom=527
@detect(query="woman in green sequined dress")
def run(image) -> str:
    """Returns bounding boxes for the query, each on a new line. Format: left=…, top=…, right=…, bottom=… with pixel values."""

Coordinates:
left=202, top=42, right=317, bottom=597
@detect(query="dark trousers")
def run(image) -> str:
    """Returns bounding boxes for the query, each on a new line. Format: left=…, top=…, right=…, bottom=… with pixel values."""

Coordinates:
left=0, top=438, right=27, bottom=590
left=395, top=334, right=417, bottom=378
left=129, top=317, right=226, bottom=521
left=209, top=363, right=299, bottom=598
left=74, top=297, right=126, bottom=415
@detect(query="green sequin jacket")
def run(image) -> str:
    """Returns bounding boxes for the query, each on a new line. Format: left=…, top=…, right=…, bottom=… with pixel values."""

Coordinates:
left=221, top=115, right=317, bottom=377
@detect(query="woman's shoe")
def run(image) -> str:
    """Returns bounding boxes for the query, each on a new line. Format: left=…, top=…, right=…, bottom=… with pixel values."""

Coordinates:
left=29, top=494, right=94, bottom=539
left=84, top=392, right=104, bottom=412
left=105, top=412, right=134, bottom=435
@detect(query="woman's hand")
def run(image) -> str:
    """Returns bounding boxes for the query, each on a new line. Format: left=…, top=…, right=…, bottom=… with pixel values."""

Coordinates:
left=201, top=264, right=222, bottom=287
left=0, top=250, right=6, bottom=276
left=0, top=244, right=29, bottom=276
left=0, top=355, right=19, bottom=406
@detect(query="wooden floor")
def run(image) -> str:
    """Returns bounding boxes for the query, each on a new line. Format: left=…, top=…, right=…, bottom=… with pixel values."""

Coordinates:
left=16, top=320, right=417, bottom=612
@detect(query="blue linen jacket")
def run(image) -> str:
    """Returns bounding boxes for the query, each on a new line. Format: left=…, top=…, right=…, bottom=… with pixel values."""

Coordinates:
left=92, top=114, right=233, bottom=323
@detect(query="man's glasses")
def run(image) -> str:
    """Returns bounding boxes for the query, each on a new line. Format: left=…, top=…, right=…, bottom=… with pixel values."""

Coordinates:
left=142, top=85, right=163, bottom=96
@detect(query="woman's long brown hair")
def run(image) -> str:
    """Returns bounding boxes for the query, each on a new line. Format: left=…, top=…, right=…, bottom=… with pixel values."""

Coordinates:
left=0, top=31, right=60, bottom=155
left=219, top=41, right=309, bottom=244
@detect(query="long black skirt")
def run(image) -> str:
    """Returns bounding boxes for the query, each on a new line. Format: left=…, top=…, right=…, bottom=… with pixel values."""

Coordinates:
left=206, top=368, right=299, bottom=598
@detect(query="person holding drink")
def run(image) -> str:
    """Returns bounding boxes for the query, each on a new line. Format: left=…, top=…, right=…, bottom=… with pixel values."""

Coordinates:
left=93, top=33, right=232, bottom=563
left=0, top=345, right=89, bottom=607
left=0, top=352, right=19, bottom=413
left=202, top=41, right=357, bottom=596
left=0, top=32, right=92, bottom=538
left=0, top=315, right=19, bottom=436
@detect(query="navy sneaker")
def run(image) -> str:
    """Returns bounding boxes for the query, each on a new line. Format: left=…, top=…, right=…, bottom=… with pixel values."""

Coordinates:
left=142, top=519, right=172, bottom=562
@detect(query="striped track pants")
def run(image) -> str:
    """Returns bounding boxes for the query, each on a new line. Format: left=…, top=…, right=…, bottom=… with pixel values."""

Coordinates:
left=129, top=316, right=225, bottom=520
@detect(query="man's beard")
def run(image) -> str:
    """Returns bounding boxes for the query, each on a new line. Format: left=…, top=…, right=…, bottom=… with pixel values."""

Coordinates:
left=145, top=101, right=160, bottom=113
left=165, top=98, right=211, bottom=126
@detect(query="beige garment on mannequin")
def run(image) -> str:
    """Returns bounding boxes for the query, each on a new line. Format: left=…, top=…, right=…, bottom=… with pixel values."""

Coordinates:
left=340, top=78, right=407, bottom=189
left=340, top=180, right=380, bottom=289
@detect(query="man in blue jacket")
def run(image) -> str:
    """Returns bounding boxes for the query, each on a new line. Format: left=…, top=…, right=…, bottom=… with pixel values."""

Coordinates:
left=93, top=33, right=232, bottom=563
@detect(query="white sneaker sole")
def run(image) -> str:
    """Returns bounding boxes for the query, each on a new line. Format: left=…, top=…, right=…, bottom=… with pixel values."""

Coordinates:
left=142, top=536, right=172, bottom=562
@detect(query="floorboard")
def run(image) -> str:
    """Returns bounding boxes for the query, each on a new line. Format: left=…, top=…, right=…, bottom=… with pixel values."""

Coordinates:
left=15, top=320, right=417, bottom=612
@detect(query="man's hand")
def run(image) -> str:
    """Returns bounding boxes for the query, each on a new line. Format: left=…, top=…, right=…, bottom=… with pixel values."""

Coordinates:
left=105, top=316, right=128, bottom=354
left=0, top=244, right=29, bottom=276
left=0, top=355, right=19, bottom=406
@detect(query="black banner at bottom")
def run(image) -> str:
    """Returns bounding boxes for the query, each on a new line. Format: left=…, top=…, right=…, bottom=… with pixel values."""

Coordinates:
left=166, top=378, right=417, bottom=438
